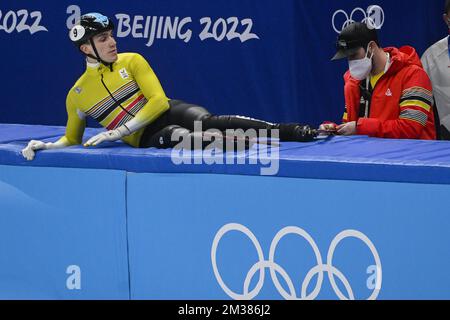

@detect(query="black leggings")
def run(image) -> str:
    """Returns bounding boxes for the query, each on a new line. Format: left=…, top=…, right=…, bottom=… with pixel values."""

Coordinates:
left=139, top=100, right=280, bottom=148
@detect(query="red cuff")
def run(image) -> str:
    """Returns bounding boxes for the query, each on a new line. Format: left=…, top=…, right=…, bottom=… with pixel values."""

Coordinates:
left=356, top=118, right=381, bottom=137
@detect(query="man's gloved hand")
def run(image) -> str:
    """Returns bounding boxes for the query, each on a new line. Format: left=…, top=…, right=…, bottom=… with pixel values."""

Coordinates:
left=21, top=140, right=48, bottom=161
left=84, top=125, right=130, bottom=147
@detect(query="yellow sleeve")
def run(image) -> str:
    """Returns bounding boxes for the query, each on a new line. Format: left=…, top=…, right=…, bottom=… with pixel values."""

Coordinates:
left=59, top=92, right=86, bottom=145
left=126, top=53, right=170, bottom=131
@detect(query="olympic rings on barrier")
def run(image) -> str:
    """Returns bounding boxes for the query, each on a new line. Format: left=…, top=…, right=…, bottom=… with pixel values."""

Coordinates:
left=211, top=223, right=382, bottom=300
left=332, top=5, right=385, bottom=34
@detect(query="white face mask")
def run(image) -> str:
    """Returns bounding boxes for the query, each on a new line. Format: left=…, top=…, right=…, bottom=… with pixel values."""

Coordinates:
left=348, top=44, right=374, bottom=80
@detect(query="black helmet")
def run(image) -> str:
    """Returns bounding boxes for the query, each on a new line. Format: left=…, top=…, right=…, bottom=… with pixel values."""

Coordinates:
left=69, top=12, right=115, bottom=69
left=69, top=12, right=114, bottom=48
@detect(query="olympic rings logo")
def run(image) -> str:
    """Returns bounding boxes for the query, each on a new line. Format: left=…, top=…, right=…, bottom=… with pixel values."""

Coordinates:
left=332, top=5, right=385, bottom=34
left=211, top=223, right=382, bottom=300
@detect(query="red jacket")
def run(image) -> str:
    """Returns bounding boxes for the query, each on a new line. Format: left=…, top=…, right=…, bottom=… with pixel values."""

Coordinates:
left=343, top=46, right=436, bottom=140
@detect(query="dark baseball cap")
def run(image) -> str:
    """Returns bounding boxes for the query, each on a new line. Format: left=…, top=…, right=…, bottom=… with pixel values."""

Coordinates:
left=331, top=22, right=379, bottom=61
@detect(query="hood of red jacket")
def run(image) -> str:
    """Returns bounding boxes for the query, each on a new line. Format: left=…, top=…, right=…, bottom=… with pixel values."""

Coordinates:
left=384, top=46, right=423, bottom=75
